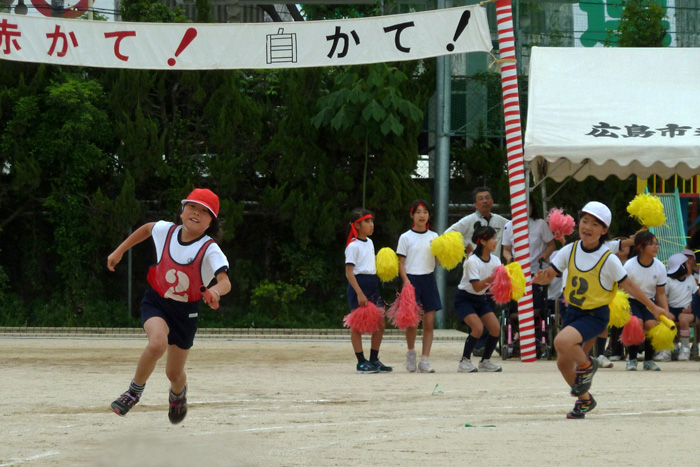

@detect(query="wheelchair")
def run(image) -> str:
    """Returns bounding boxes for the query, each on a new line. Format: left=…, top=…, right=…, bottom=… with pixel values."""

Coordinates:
left=498, top=285, right=560, bottom=360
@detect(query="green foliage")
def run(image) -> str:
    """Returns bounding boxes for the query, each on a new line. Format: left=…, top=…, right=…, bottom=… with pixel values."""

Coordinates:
left=607, top=0, right=670, bottom=47
left=120, top=0, right=188, bottom=22
left=250, top=280, right=306, bottom=321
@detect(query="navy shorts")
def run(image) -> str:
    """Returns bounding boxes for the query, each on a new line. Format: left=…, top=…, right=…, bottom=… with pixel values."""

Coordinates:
left=407, top=273, right=442, bottom=312
left=561, top=303, right=609, bottom=342
left=141, top=288, right=199, bottom=350
left=669, top=306, right=685, bottom=321
left=629, top=298, right=656, bottom=323
left=692, top=292, right=700, bottom=320
left=454, top=289, right=493, bottom=322
left=347, top=274, right=383, bottom=310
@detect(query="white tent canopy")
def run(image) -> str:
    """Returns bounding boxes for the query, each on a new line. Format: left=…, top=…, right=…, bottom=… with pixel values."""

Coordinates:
left=524, top=47, right=700, bottom=182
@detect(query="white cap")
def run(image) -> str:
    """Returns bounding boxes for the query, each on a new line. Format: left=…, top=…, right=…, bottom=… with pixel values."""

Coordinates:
left=667, top=253, right=688, bottom=275
left=682, top=248, right=696, bottom=257
left=581, top=201, right=612, bottom=227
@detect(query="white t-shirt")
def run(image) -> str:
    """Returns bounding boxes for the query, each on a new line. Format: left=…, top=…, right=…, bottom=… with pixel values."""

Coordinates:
left=501, top=217, right=554, bottom=274
left=458, top=253, right=501, bottom=295
left=345, top=238, right=376, bottom=275
left=445, top=211, right=509, bottom=259
left=396, top=229, right=438, bottom=275
left=665, top=276, right=698, bottom=308
left=547, top=250, right=564, bottom=300
left=552, top=241, right=627, bottom=292
left=151, top=221, right=229, bottom=286
left=623, top=256, right=667, bottom=299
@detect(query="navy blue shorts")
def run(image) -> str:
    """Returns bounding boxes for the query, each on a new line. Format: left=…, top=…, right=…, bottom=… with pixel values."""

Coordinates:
left=141, top=288, right=199, bottom=350
left=347, top=274, right=383, bottom=310
left=692, top=292, right=700, bottom=320
left=561, top=304, right=609, bottom=342
left=407, top=273, right=442, bottom=312
left=669, top=306, right=685, bottom=320
left=454, top=289, right=493, bottom=322
left=629, top=298, right=656, bottom=323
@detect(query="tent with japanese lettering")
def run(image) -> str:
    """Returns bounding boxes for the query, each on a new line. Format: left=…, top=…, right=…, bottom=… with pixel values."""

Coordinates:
left=523, top=47, right=700, bottom=181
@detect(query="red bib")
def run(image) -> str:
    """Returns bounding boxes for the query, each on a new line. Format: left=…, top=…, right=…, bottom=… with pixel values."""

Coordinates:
left=147, top=225, right=214, bottom=303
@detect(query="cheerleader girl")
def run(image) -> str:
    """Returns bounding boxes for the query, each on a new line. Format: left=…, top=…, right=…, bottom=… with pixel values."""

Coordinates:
left=534, top=202, right=667, bottom=419
left=623, top=230, right=671, bottom=370
left=665, top=253, right=698, bottom=361
left=345, top=209, right=392, bottom=374
left=108, top=188, right=231, bottom=424
left=397, top=200, right=442, bottom=373
left=455, top=226, right=502, bottom=373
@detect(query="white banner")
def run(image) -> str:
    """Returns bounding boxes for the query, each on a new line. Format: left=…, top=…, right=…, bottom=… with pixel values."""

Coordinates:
left=0, top=6, right=491, bottom=70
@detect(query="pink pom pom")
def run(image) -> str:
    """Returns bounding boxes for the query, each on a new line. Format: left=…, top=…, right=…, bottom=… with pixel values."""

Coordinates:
left=547, top=208, right=575, bottom=242
left=489, top=265, right=512, bottom=305
left=387, top=283, right=423, bottom=330
left=343, top=302, right=384, bottom=334
left=620, top=317, right=645, bottom=346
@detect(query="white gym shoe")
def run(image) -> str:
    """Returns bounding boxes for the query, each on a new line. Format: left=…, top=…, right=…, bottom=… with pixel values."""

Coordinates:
left=596, top=354, right=614, bottom=368
left=418, top=359, right=435, bottom=373
left=406, top=351, right=417, bottom=372
left=653, top=350, right=671, bottom=362
left=678, top=346, right=691, bottom=361
left=608, top=354, right=622, bottom=361
left=643, top=360, right=661, bottom=371
left=478, top=359, right=503, bottom=372
left=626, top=359, right=638, bottom=371
left=458, top=357, right=478, bottom=373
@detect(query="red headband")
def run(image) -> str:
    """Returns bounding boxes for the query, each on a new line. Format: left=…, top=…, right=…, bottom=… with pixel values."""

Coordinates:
left=346, top=214, right=373, bottom=247
left=410, top=202, right=430, bottom=230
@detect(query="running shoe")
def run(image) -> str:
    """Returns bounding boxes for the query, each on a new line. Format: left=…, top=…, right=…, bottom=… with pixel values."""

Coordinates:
left=596, top=354, right=614, bottom=369
left=678, top=346, right=691, bottom=361
left=566, top=395, right=597, bottom=419
left=356, top=361, right=379, bottom=374
left=653, top=350, right=671, bottom=362
left=111, top=390, right=139, bottom=416
left=643, top=360, right=661, bottom=371
left=406, top=351, right=417, bottom=372
left=478, top=359, right=503, bottom=372
left=370, top=359, right=393, bottom=372
left=626, top=359, right=638, bottom=371
left=571, top=358, right=598, bottom=397
left=418, top=359, right=435, bottom=373
left=458, top=357, right=478, bottom=373
left=168, top=386, right=188, bottom=424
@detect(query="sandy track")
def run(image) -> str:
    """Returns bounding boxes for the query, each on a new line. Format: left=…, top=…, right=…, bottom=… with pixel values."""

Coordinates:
left=2, top=336, right=700, bottom=466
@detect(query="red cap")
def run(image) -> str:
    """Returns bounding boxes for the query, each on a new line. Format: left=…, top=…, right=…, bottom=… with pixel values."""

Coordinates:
left=182, top=188, right=219, bottom=218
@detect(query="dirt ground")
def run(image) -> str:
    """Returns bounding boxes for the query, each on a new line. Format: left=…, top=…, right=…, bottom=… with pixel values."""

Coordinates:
left=3, top=333, right=700, bottom=467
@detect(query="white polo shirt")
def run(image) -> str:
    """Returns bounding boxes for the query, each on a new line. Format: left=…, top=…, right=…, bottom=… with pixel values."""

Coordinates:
left=446, top=211, right=509, bottom=260
left=396, top=229, right=438, bottom=275
left=665, top=276, right=698, bottom=308
left=458, top=253, right=501, bottom=295
left=501, top=217, right=554, bottom=273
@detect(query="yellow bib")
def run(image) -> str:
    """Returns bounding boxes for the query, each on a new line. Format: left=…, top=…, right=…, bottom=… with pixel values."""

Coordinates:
left=565, top=241, right=618, bottom=310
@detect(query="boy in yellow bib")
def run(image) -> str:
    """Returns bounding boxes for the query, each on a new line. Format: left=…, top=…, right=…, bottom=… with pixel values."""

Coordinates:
left=535, top=202, right=666, bottom=419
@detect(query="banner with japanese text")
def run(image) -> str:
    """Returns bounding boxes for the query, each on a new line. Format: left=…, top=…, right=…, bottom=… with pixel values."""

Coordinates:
left=0, top=6, right=491, bottom=70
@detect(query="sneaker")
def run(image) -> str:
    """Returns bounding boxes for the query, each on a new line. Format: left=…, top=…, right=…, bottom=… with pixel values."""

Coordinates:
left=596, top=354, right=614, bottom=369
left=478, top=359, right=503, bottom=372
left=370, top=359, right=393, bottom=372
left=111, top=390, right=139, bottom=416
left=356, top=361, right=379, bottom=374
left=406, top=351, right=417, bottom=372
left=653, top=350, right=671, bottom=362
left=566, top=395, right=597, bottom=420
left=643, top=360, right=661, bottom=371
left=608, top=355, right=622, bottom=362
left=418, top=359, right=435, bottom=373
left=458, top=357, right=478, bottom=373
left=168, top=386, right=188, bottom=425
left=626, top=359, right=638, bottom=371
left=571, top=358, right=598, bottom=397
left=678, top=347, right=691, bottom=361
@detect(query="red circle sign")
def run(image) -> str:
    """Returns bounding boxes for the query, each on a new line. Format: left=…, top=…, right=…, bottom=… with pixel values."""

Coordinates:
left=30, top=0, right=89, bottom=18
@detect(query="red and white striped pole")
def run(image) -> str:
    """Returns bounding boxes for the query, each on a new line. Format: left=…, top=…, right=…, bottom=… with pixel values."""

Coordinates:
left=495, top=0, right=536, bottom=362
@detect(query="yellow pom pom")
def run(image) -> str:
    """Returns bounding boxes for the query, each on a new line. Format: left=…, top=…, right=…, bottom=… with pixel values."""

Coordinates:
left=647, top=322, right=676, bottom=351
left=376, top=247, right=399, bottom=282
left=430, top=231, right=465, bottom=271
left=505, top=262, right=526, bottom=301
left=627, top=193, right=666, bottom=227
left=608, top=291, right=631, bottom=328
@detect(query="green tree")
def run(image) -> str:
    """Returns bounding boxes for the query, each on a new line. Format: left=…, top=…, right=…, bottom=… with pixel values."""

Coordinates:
left=607, top=0, right=670, bottom=47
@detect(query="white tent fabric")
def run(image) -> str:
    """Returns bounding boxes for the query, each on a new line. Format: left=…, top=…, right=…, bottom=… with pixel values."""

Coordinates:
left=524, top=47, right=700, bottom=182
